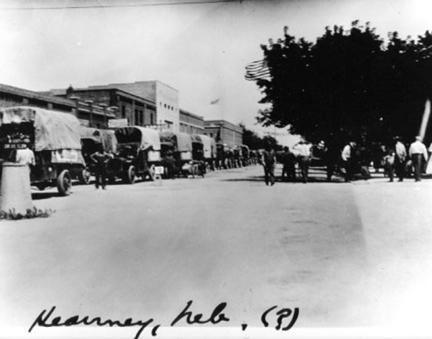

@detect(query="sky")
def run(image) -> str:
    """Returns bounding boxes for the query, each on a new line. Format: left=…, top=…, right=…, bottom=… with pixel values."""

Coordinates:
left=1, top=0, right=432, bottom=145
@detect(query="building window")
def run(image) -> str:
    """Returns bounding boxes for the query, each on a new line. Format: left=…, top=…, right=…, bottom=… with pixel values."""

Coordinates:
left=122, top=106, right=126, bottom=118
left=135, top=109, right=139, bottom=125
left=150, top=113, right=154, bottom=125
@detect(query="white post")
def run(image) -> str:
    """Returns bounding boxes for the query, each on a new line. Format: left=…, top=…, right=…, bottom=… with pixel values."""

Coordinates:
left=419, top=99, right=431, bottom=141
left=0, top=162, right=33, bottom=214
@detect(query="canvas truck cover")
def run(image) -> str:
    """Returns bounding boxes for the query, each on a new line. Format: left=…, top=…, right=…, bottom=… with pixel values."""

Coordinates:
left=115, top=126, right=160, bottom=151
left=80, top=127, right=118, bottom=154
left=80, top=126, right=102, bottom=143
left=176, top=132, right=192, bottom=152
left=0, top=106, right=82, bottom=151
left=160, top=131, right=192, bottom=152
left=198, top=134, right=215, bottom=159
left=241, top=144, right=250, bottom=156
left=100, top=130, right=118, bottom=154
left=191, top=134, right=203, bottom=144
left=159, top=131, right=176, bottom=148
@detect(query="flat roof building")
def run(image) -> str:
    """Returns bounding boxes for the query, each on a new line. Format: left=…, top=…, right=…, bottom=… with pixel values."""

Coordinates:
left=88, top=81, right=180, bottom=132
left=179, top=109, right=204, bottom=135
left=203, top=119, right=243, bottom=147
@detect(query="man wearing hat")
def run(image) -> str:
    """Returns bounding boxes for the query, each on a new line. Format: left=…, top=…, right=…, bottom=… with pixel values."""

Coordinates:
left=341, top=141, right=356, bottom=182
left=408, top=136, right=428, bottom=182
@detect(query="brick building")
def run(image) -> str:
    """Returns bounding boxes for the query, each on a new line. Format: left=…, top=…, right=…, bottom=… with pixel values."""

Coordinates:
left=0, top=83, right=116, bottom=128
left=203, top=120, right=243, bottom=147
left=90, top=81, right=180, bottom=132
left=47, top=86, right=157, bottom=127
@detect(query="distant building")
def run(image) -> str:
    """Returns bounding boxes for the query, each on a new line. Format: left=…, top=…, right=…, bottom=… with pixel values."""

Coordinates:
left=179, top=109, right=204, bottom=135
left=46, top=86, right=157, bottom=128
left=0, top=83, right=116, bottom=128
left=48, top=81, right=180, bottom=132
left=90, top=81, right=180, bottom=132
left=203, top=120, right=243, bottom=147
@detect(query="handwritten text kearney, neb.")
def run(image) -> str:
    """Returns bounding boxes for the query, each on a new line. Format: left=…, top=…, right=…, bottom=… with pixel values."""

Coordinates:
left=28, top=300, right=299, bottom=338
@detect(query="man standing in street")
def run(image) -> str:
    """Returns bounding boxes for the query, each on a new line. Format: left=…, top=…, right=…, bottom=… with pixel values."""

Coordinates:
left=323, top=136, right=340, bottom=182
left=293, top=140, right=312, bottom=183
left=341, top=141, right=356, bottom=182
left=90, top=145, right=111, bottom=189
left=15, top=144, right=35, bottom=167
left=393, top=136, right=407, bottom=182
left=261, top=145, right=276, bottom=186
left=384, top=148, right=396, bottom=182
left=14, top=144, right=36, bottom=184
left=280, top=146, right=296, bottom=182
left=408, top=136, right=428, bottom=182
left=162, top=150, right=177, bottom=179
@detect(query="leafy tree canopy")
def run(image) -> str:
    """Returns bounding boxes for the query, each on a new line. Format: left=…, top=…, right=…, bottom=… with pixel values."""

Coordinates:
left=250, top=21, right=432, bottom=146
left=240, top=123, right=281, bottom=150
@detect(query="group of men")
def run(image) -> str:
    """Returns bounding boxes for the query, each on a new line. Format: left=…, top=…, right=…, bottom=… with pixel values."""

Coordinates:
left=260, top=140, right=313, bottom=185
left=338, top=136, right=430, bottom=183
left=260, top=134, right=432, bottom=185
left=384, top=136, right=429, bottom=182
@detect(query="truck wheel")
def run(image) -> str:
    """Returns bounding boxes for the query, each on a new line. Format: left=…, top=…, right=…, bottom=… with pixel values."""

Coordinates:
left=57, top=170, right=72, bottom=196
left=80, top=168, right=91, bottom=185
left=125, top=165, right=136, bottom=184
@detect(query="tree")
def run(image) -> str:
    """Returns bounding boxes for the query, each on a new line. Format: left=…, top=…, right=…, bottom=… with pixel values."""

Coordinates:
left=241, top=125, right=263, bottom=149
left=240, top=123, right=280, bottom=150
left=249, top=21, right=432, bottom=145
left=262, top=135, right=280, bottom=151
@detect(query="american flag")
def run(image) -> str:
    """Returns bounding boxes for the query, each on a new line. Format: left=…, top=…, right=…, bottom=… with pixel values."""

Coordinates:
left=245, top=59, right=270, bottom=81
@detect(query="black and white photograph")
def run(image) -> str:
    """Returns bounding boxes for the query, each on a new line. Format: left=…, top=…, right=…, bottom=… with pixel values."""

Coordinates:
left=0, top=0, right=432, bottom=338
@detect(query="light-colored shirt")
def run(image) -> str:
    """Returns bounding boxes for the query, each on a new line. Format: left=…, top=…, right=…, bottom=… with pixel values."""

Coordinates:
left=409, top=141, right=428, bottom=160
left=293, top=143, right=311, bottom=157
left=341, top=144, right=351, bottom=161
left=16, top=148, right=35, bottom=166
left=395, top=141, right=407, bottom=160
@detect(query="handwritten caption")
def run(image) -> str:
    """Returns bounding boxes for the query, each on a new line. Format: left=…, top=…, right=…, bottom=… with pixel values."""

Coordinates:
left=28, top=300, right=299, bottom=338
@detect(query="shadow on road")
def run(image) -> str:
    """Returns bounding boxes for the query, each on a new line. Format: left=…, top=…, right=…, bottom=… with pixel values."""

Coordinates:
left=220, top=175, right=264, bottom=182
left=221, top=173, right=347, bottom=184
left=31, top=191, right=63, bottom=200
